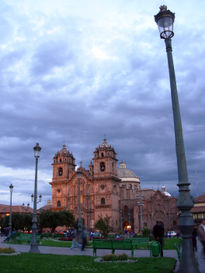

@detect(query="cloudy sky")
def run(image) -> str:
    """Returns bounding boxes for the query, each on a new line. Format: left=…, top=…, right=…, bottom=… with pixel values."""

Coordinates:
left=0, top=0, right=204, bottom=207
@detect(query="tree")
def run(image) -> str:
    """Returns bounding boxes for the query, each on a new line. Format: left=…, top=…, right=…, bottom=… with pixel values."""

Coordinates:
left=38, top=210, right=60, bottom=233
left=0, top=215, right=9, bottom=229
left=59, top=210, right=75, bottom=227
left=0, top=213, right=32, bottom=232
left=23, top=213, right=32, bottom=232
left=38, top=210, right=75, bottom=233
left=94, top=215, right=112, bottom=237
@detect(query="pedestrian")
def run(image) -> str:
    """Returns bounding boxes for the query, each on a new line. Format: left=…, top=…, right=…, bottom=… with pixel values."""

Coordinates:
left=198, top=218, right=205, bottom=256
left=70, top=228, right=81, bottom=249
left=152, top=220, right=164, bottom=257
left=81, top=228, right=88, bottom=251
left=192, top=224, right=198, bottom=251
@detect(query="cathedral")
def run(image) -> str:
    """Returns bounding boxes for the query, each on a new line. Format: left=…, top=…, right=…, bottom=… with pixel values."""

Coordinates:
left=50, top=139, right=178, bottom=233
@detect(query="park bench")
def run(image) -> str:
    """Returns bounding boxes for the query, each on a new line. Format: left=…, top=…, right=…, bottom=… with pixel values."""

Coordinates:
left=129, top=237, right=150, bottom=249
left=93, top=239, right=113, bottom=256
left=93, top=239, right=134, bottom=257
left=173, top=239, right=182, bottom=261
left=112, top=240, right=134, bottom=257
left=173, top=239, right=199, bottom=268
left=15, top=233, right=40, bottom=244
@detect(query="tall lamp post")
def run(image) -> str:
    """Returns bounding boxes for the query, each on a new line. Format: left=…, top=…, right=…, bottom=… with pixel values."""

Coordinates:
left=154, top=6, right=199, bottom=273
left=136, top=192, right=144, bottom=234
left=77, top=167, right=82, bottom=242
left=30, top=143, right=41, bottom=253
left=8, top=184, right=14, bottom=239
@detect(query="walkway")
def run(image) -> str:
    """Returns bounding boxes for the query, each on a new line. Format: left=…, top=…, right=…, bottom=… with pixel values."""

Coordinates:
left=0, top=236, right=204, bottom=273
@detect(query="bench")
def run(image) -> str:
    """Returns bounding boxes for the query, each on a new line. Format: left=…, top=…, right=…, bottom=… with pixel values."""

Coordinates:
left=129, top=237, right=150, bottom=249
left=93, top=239, right=113, bottom=256
left=173, top=239, right=182, bottom=261
left=93, top=239, right=134, bottom=257
left=15, top=233, right=40, bottom=244
left=112, top=240, right=134, bottom=257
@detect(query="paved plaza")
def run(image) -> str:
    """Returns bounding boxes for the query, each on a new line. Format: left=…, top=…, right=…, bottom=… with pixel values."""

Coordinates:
left=0, top=236, right=205, bottom=273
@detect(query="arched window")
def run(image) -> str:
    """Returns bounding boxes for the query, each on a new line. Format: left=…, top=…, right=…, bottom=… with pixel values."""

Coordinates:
left=101, top=152, right=104, bottom=157
left=124, top=205, right=128, bottom=214
left=57, top=200, right=61, bottom=207
left=58, top=167, right=63, bottom=176
left=101, top=198, right=105, bottom=205
left=100, top=162, right=105, bottom=172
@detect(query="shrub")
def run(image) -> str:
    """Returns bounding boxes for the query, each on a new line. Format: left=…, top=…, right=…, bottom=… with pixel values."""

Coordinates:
left=0, top=248, right=15, bottom=254
left=142, top=227, right=151, bottom=237
left=118, top=254, right=128, bottom=260
left=102, top=253, right=128, bottom=261
left=103, top=254, right=118, bottom=261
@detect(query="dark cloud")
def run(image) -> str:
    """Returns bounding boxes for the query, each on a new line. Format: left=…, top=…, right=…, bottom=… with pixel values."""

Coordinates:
left=0, top=0, right=204, bottom=206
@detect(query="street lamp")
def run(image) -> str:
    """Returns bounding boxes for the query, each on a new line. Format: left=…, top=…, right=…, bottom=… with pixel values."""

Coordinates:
left=8, top=184, right=14, bottom=239
left=136, top=192, right=144, bottom=234
left=77, top=166, right=82, bottom=241
left=154, top=6, right=199, bottom=273
left=86, top=186, right=91, bottom=232
left=30, top=142, right=41, bottom=253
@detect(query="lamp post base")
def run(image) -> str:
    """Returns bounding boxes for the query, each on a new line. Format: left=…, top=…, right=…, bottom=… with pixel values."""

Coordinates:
left=29, top=244, right=40, bottom=253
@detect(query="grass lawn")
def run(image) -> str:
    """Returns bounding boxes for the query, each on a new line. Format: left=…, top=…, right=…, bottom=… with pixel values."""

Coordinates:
left=7, top=238, right=181, bottom=250
left=40, top=239, right=72, bottom=247
left=0, top=253, right=176, bottom=273
left=164, top=238, right=181, bottom=250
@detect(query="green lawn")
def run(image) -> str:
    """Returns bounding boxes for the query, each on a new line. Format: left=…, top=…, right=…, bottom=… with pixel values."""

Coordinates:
left=0, top=254, right=176, bottom=273
left=164, top=238, right=181, bottom=250
left=7, top=237, right=181, bottom=250
left=40, top=239, right=72, bottom=247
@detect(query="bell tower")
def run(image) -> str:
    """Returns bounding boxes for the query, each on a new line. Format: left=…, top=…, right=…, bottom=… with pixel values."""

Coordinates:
left=52, top=144, right=76, bottom=182
left=93, top=139, right=118, bottom=178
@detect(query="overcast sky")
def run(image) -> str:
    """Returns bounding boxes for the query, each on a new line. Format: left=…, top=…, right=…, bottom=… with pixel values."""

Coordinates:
left=0, top=0, right=204, bottom=207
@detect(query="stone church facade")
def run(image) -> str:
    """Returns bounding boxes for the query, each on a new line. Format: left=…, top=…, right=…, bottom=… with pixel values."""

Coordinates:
left=50, top=139, right=178, bottom=233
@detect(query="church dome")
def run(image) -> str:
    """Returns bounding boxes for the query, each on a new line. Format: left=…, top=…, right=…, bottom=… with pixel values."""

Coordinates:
left=55, top=145, right=71, bottom=156
left=117, top=161, right=140, bottom=182
left=54, top=145, right=75, bottom=162
left=161, top=186, right=172, bottom=197
left=94, top=139, right=117, bottom=159
left=97, top=139, right=115, bottom=151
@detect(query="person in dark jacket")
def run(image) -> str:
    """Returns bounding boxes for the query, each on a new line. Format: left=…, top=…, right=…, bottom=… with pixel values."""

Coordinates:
left=192, top=224, right=198, bottom=251
left=81, top=228, right=88, bottom=251
left=153, top=221, right=164, bottom=257
left=198, top=218, right=205, bottom=256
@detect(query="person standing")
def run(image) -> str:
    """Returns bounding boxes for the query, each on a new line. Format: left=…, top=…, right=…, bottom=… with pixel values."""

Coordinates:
left=192, top=224, right=198, bottom=251
left=70, top=228, right=81, bottom=249
left=198, top=218, right=205, bottom=256
left=153, top=221, right=164, bottom=257
left=81, top=228, right=88, bottom=251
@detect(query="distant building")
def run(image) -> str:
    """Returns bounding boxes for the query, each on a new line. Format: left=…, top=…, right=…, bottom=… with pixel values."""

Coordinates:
left=0, top=204, right=32, bottom=220
left=135, top=187, right=178, bottom=232
left=191, top=194, right=205, bottom=223
left=37, top=200, right=52, bottom=213
left=50, top=139, right=178, bottom=233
